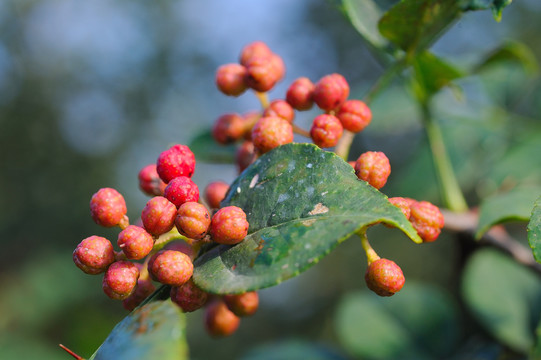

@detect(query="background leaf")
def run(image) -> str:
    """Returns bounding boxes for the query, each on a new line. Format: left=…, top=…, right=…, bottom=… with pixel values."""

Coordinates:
left=460, top=0, right=513, bottom=21
left=341, top=0, right=388, bottom=49
left=411, top=51, right=464, bottom=101
left=193, top=144, right=421, bottom=294
left=475, top=187, right=541, bottom=239
left=474, top=41, right=539, bottom=75
left=334, top=283, right=461, bottom=359
left=461, top=249, right=541, bottom=353
left=89, top=300, right=187, bottom=360
left=528, top=196, right=541, bottom=264
left=188, top=130, right=236, bottom=164
left=241, top=340, right=348, bottom=360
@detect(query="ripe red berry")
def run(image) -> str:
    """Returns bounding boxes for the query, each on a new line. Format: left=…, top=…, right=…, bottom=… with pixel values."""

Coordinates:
left=170, top=279, right=209, bottom=312
left=215, top=63, right=248, bottom=96
left=336, top=99, right=372, bottom=133
left=286, top=77, right=315, bottom=111
left=212, top=113, right=247, bottom=145
left=204, top=181, right=230, bottom=209
left=156, top=144, right=196, bottom=184
left=244, top=54, right=284, bottom=93
left=354, top=151, right=391, bottom=190
left=365, top=258, right=405, bottom=297
left=204, top=299, right=241, bottom=337
left=164, top=176, right=199, bottom=208
left=122, top=278, right=156, bottom=311
left=409, top=201, right=445, bottom=242
left=223, top=291, right=259, bottom=317
left=239, top=41, right=272, bottom=66
left=236, top=141, right=257, bottom=173
left=73, top=235, right=115, bottom=275
left=138, top=164, right=167, bottom=197
left=163, top=240, right=194, bottom=258
left=148, top=250, right=193, bottom=286
left=263, top=99, right=295, bottom=123
left=388, top=197, right=415, bottom=220
left=310, top=114, right=343, bottom=148
left=251, top=116, right=294, bottom=154
left=175, top=202, right=211, bottom=240
left=102, top=261, right=140, bottom=300
left=210, top=206, right=249, bottom=245
left=90, top=188, right=128, bottom=228
left=141, top=196, right=177, bottom=236
left=241, top=111, right=261, bottom=140
left=117, top=225, right=154, bottom=260
left=313, top=73, right=350, bottom=111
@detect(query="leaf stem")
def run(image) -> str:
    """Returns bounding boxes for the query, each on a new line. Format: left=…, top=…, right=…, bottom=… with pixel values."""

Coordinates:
left=420, top=102, right=468, bottom=212
left=358, top=228, right=380, bottom=265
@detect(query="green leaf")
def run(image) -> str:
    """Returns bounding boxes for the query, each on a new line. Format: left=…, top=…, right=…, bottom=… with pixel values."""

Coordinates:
left=193, top=143, right=421, bottom=294
left=475, top=187, right=541, bottom=239
left=241, top=340, right=348, bottom=360
left=460, top=0, right=513, bottom=21
left=89, top=300, right=187, bottom=360
left=411, top=51, right=464, bottom=101
left=532, top=316, right=541, bottom=360
left=462, top=249, right=541, bottom=353
left=474, top=41, right=539, bottom=75
left=528, top=196, right=541, bottom=264
left=342, top=0, right=388, bottom=49
left=188, top=130, right=236, bottom=163
left=335, top=283, right=461, bottom=359
left=378, top=0, right=462, bottom=58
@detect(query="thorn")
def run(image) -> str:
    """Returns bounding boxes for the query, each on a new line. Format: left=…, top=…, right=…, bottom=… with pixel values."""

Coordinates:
left=59, top=344, right=84, bottom=360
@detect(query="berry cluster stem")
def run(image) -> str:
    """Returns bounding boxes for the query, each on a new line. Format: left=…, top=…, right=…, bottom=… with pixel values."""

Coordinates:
left=292, top=124, right=311, bottom=138
left=420, top=102, right=468, bottom=212
left=358, top=228, right=380, bottom=265
left=255, top=91, right=270, bottom=109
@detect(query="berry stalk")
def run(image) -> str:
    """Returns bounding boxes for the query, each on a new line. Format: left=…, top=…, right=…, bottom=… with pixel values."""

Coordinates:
left=254, top=91, right=270, bottom=109
left=358, top=229, right=379, bottom=265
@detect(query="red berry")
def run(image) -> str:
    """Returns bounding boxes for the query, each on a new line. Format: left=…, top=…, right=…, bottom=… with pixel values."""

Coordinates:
left=310, top=114, right=343, bottom=148
left=286, top=77, right=315, bottom=111
left=138, top=164, right=167, bottom=197
left=388, top=197, right=415, bottom=220
left=241, top=111, right=261, bottom=140
left=175, top=202, right=211, bottom=240
left=336, top=99, right=372, bottom=133
left=148, top=250, right=193, bottom=286
left=216, top=63, right=248, bottom=96
left=236, top=141, right=257, bottom=173
left=354, top=151, right=391, bottom=190
left=204, top=181, right=230, bottom=209
left=409, top=201, right=444, bottom=242
left=313, top=73, right=350, bottom=111
left=239, top=41, right=272, bottom=66
left=365, top=258, right=405, bottom=297
left=73, top=235, right=115, bottom=275
left=223, top=291, right=259, bottom=317
left=269, top=53, right=286, bottom=82
left=348, top=161, right=356, bottom=168
left=244, top=54, right=284, bottom=93
left=156, top=144, right=196, bottom=184
left=204, top=299, right=240, bottom=337
left=263, top=99, right=295, bottom=123
left=122, top=278, right=156, bottom=311
left=212, top=113, right=247, bottom=145
left=164, top=176, right=199, bottom=208
left=117, top=225, right=154, bottom=260
left=141, top=196, right=177, bottom=236
left=210, top=206, right=249, bottom=245
left=170, top=279, right=209, bottom=312
left=103, top=261, right=140, bottom=300
left=163, top=240, right=194, bottom=258
left=251, top=116, right=294, bottom=154
left=90, top=188, right=128, bottom=228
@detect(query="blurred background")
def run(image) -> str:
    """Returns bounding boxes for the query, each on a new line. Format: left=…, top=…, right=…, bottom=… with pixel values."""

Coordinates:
left=1, top=0, right=540, bottom=359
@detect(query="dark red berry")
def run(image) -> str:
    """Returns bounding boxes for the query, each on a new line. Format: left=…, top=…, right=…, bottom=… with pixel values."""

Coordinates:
left=90, top=188, right=128, bottom=228
left=286, top=77, right=315, bottom=111
left=102, top=261, right=140, bottom=300
left=117, top=225, right=154, bottom=260
left=204, top=299, right=240, bottom=337
left=210, top=206, right=249, bottom=245
left=163, top=240, right=194, bottom=258
left=175, top=202, right=211, bottom=240
left=170, top=279, right=209, bottom=312
left=204, top=181, right=230, bottom=209
left=164, top=176, right=199, bottom=208
left=263, top=99, right=295, bottom=123
left=148, top=250, right=193, bottom=286
left=409, top=201, right=444, bottom=242
left=310, top=114, right=343, bottom=148
left=388, top=197, right=415, bottom=220
left=239, top=41, right=272, bottom=66
left=138, top=164, right=167, bottom=197
left=122, top=278, right=156, bottom=311
left=244, top=54, right=284, bottom=93
left=236, top=141, right=257, bottom=173
left=141, top=196, right=177, bottom=236
left=354, top=151, right=391, bottom=190
left=313, top=73, right=349, bottom=111
left=73, top=235, right=115, bottom=275
left=212, top=113, right=247, bottom=145
left=156, top=144, right=196, bottom=183
left=216, top=63, right=248, bottom=96
left=251, top=116, right=294, bottom=154
left=223, top=291, right=259, bottom=317
left=365, top=258, right=405, bottom=297
left=336, top=99, right=372, bottom=133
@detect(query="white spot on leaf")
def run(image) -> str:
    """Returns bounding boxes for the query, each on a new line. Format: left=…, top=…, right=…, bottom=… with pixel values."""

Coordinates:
left=249, top=174, right=259, bottom=188
left=308, top=203, right=329, bottom=215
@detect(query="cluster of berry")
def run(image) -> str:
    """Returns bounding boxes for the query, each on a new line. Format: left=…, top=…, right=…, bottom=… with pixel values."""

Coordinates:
left=213, top=41, right=444, bottom=298
left=73, top=144, right=258, bottom=337
left=213, top=41, right=372, bottom=172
